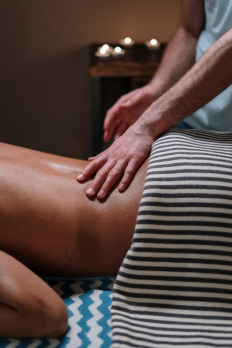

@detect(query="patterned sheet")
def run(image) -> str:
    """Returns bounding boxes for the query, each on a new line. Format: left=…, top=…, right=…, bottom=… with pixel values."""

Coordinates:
left=112, top=129, right=232, bottom=347
left=0, top=276, right=115, bottom=348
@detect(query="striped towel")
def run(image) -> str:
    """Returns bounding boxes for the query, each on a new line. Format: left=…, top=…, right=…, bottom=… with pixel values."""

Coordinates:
left=111, top=129, right=232, bottom=348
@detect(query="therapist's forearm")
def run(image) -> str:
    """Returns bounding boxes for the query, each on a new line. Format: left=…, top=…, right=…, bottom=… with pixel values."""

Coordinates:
left=148, top=0, right=205, bottom=98
left=149, top=26, right=199, bottom=98
left=137, top=28, right=232, bottom=139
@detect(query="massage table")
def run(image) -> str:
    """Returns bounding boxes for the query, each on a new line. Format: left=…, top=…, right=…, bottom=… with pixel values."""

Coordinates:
left=0, top=276, right=115, bottom=348
left=2, top=129, right=232, bottom=348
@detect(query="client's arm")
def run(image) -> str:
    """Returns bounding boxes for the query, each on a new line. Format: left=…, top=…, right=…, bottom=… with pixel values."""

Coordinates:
left=0, top=251, right=68, bottom=338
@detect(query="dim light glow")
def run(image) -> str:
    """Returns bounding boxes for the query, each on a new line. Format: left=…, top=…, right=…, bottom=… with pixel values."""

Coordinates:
left=145, top=38, right=160, bottom=50
left=150, top=39, right=158, bottom=46
left=102, top=44, right=109, bottom=51
left=95, top=45, right=111, bottom=58
left=124, top=37, right=132, bottom=44
left=100, top=47, right=107, bottom=54
left=119, top=37, right=134, bottom=47
left=114, top=46, right=122, bottom=53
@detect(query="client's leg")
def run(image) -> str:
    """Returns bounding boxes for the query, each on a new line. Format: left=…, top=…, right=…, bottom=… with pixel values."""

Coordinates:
left=0, top=250, right=68, bottom=338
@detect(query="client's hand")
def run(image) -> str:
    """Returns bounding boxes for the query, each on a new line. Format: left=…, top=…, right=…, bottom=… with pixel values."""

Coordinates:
left=77, top=124, right=154, bottom=199
left=104, top=84, right=156, bottom=142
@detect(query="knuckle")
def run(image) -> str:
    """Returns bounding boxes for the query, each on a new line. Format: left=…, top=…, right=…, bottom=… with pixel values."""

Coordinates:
left=109, top=168, right=119, bottom=177
left=125, top=167, right=134, bottom=176
left=98, top=169, right=107, bottom=177
left=109, top=151, right=118, bottom=160
left=141, top=90, right=148, bottom=99
left=92, top=178, right=103, bottom=189
left=118, top=104, right=124, bottom=112
left=88, top=160, right=97, bottom=169
left=87, top=159, right=96, bottom=167
left=132, top=151, right=142, bottom=160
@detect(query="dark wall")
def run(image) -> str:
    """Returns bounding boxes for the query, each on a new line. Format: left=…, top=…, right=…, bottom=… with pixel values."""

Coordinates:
left=0, top=0, right=180, bottom=159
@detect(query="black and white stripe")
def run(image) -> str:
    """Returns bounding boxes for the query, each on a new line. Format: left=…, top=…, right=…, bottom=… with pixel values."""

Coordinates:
left=111, top=129, right=232, bottom=348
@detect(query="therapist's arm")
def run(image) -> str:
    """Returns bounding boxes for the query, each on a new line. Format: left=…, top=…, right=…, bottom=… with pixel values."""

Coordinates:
left=103, top=0, right=205, bottom=142
left=145, top=27, right=232, bottom=138
left=78, top=28, right=232, bottom=200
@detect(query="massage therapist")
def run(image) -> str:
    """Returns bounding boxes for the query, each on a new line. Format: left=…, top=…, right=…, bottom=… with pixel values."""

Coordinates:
left=77, top=0, right=232, bottom=199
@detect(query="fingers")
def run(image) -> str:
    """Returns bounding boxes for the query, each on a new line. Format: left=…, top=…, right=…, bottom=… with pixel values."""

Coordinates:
left=79, top=156, right=142, bottom=200
left=103, top=92, right=136, bottom=142
left=114, top=122, right=128, bottom=140
left=88, top=148, right=109, bottom=162
left=104, top=94, right=131, bottom=128
left=87, top=160, right=127, bottom=199
left=77, top=148, right=139, bottom=199
left=77, top=121, right=153, bottom=200
left=104, top=97, right=126, bottom=132
left=118, top=158, right=141, bottom=192
left=103, top=86, right=155, bottom=142
left=104, top=116, right=121, bottom=142
left=76, top=156, right=107, bottom=182
left=85, top=160, right=116, bottom=198
left=104, top=91, right=147, bottom=142
left=121, top=90, right=142, bottom=108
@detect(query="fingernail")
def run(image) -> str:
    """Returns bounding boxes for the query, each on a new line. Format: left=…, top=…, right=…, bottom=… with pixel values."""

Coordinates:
left=119, top=183, right=124, bottom=191
left=77, top=174, right=84, bottom=180
left=86, top=188, right=94, bottom=195
left=98, top=190, right=105, bottom=198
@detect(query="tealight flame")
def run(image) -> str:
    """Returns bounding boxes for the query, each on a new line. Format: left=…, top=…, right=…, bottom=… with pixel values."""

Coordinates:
left=100, top=47, right=107, bottom=54
left=150, top=39, right=158, bottom=46
left=114, top=46, right=122, bottom=53
left=102, top=44, right=109, bottom=51
left=124, top=37, right=132, bottom=44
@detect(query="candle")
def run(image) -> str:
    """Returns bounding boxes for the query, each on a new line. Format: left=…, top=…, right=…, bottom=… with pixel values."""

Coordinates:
left=102, top=44, right=110, bottom=51
left=145, top=38, right=161, bottom=50
left=112, top=46, right=126, bottom=57
left=124, top=37, right=132, bottom=45
left=97, top=44, right=113, bottom=53
left=119, top=37, right=135, bottom=47
left=95, top=46, right=111, bottom=58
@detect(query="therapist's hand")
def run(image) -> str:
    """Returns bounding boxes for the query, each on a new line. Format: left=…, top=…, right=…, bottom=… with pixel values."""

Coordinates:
left=77, top=123, right=154, bottom=199
left=104, top=84, right=156, bottom=142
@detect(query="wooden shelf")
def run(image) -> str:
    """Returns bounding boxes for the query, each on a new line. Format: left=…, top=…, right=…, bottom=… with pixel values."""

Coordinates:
left=90, top=43, right=166, bottom=77
left=89, top=43, right=166, bottom=155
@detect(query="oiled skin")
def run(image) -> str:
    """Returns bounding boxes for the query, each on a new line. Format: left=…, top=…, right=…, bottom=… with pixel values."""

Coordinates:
left=0, top=142, right=148, bottom=277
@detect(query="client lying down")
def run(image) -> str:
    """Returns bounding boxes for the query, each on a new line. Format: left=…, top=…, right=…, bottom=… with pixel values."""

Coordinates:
left=2, top=129, right=232, bottom=348
left=0, top=141, right=148, bottom=338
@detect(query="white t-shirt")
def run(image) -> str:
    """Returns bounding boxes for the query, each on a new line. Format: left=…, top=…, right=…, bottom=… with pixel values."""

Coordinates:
left=184, top=0, right=232, bottom=131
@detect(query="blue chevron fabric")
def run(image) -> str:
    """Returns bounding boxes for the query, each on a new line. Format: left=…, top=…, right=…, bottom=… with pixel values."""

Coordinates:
left=0, top=276, right=115, bottom=348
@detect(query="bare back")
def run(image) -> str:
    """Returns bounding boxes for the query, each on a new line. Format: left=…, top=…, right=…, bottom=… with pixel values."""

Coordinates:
left=0, top=143, right=148, bottom=276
